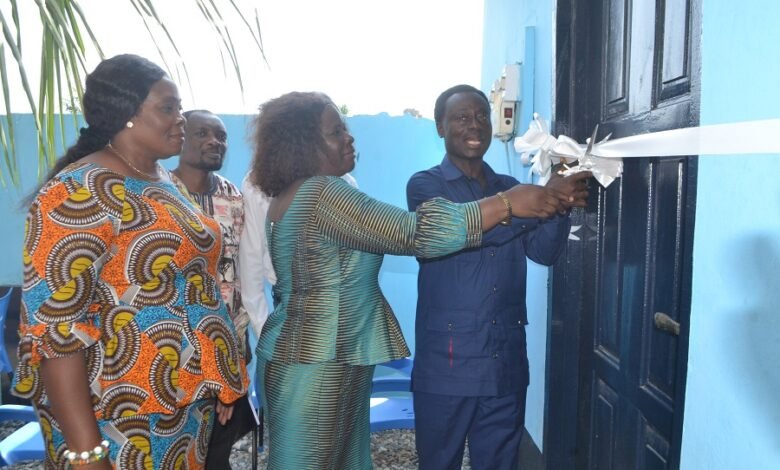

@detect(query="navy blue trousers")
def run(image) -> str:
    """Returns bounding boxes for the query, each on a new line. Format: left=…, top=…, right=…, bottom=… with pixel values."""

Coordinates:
left=414, top=388, right=528, bottom=470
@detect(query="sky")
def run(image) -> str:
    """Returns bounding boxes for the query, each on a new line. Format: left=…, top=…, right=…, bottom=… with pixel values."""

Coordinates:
left=5, top=0, right=485, bottom=118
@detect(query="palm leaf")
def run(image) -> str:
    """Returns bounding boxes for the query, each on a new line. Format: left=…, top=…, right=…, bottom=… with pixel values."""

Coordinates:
left=69, top=1, right=103, bottom=59
left=39, top=34, right=56, bottom=173
left=197, top=0, right=245, bottom=93
left=0, top=46, right=20, bottom=188
left=226, top=0, right=265, bottom=60
left=0, top=0, right=266, bottom=187
left=1, top=7, right=50, bottom=183
left=130, top=0, right=194, bottom=95
left=34, top=0, right=86, bottom=71
left=37, top=0, right=92, bottom=171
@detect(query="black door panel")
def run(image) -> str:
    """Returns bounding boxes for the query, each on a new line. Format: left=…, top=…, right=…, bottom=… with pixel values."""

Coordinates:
left=546, top=0, right=700, bottom=469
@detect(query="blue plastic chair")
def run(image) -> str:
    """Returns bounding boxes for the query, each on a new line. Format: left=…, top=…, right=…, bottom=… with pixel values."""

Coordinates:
left=369, top=396, right=415, bottom=432
left=369, top=357, right=415, bottom=432
left=0, top=405, right=45, bottom=466
left=371, top=357, right=412, bottom=393
left=0, top=287, right=45, bottom=467
left=0, top=288, right=14, bottom=374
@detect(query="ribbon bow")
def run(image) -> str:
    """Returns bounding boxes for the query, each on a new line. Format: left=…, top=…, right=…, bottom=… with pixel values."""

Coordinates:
left=513, top=114, right=623, bottom=187
left=513, top=114, right=780, bottom=188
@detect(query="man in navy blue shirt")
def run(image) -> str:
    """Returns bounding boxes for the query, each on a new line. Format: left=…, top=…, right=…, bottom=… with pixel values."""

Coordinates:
left=407, top=84, right=589, bottom=469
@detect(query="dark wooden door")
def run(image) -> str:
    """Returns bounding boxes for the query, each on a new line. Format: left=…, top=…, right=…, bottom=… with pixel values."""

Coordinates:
left=546, top=1, right=701, bottom=469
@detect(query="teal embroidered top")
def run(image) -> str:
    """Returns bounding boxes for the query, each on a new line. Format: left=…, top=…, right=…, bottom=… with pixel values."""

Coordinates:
left=257, top=176, right=482, bottom=365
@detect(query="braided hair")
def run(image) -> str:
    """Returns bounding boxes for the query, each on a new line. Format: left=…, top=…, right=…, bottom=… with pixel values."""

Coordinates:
left=43, top=54, right=167, bottom=181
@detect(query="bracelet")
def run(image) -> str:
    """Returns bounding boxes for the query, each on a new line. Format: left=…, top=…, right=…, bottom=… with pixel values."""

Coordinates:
left=65, top=440, right=109, bottom=466
left=495, top=191, right=513, bottom=226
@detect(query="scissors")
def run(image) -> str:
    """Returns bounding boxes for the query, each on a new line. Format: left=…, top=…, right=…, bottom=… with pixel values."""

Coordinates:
left=583, top=124, right=599, bottom=160
left=575, top=124, right=604, bottom=172
left=556, top=124, right=600, bottom=175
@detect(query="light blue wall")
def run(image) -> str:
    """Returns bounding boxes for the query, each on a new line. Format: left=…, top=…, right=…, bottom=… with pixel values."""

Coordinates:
left=348, top=114, right=445, bottom=354
left=681, top=0, right=780, bottom=467
left=481, top=0, right=780, bottom=465
left=0, top=115, right=62, bottom=285
left=0, top=113, right=444, bottom=355
left=481, top=0, right=555, bottom=449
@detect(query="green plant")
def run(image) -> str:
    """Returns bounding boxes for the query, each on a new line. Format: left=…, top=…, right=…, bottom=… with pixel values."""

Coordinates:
left=0, top=0, right=265, bottom=187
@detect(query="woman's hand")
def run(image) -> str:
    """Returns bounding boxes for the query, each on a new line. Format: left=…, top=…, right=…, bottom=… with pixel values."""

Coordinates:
left=78, top=459, right=112, bottom=470
left=503, top=184, right=568, bottom=219
left=40, top=354, right=112, bottom=469
left=216, top=400, right=235, bottom=426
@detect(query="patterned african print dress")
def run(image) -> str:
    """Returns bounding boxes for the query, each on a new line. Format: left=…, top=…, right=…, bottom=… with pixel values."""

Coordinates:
left=13, top=163, right=248, bottom=469
left=256, top=176, right=482, bottom=470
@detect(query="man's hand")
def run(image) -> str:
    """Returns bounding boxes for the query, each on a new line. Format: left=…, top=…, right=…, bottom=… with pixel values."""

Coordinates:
left=545, top=171, right=591, bottom=212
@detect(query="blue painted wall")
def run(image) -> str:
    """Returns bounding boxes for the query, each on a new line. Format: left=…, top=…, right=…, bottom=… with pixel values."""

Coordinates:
left=481, top=0, right=555, bottom=449
left=0, top=113, right=444, bottom=356
left=0, top=115, right=61, bottom=284
left=681, top=0, right=780, bottom=466
left=348, top=114, right=445, bottom=354
left=481, top=0, right=780, bottom=465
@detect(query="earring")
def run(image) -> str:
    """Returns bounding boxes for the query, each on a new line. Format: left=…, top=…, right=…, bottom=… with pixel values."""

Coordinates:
left=126, top=121, right=134, bottom=129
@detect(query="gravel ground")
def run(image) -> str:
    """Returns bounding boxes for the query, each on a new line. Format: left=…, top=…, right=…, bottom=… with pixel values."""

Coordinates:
left=0, top=422, right=472, bottom=469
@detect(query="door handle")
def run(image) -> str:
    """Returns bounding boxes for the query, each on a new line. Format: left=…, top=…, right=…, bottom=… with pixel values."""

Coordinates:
left=654, top=312, right=680, bottom=336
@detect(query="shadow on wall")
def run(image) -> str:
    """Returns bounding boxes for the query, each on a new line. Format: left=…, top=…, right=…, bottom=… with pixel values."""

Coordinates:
left=728, top=234, right=780, bottom=444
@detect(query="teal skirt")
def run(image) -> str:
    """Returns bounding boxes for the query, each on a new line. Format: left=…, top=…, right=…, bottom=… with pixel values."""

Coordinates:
left=36, top=399, right=214, bottom=469
left=259, top=358, right=375, bottom=470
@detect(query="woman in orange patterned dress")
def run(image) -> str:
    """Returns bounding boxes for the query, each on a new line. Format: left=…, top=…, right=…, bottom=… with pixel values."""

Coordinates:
left=13, top=54, right=247, bottom=469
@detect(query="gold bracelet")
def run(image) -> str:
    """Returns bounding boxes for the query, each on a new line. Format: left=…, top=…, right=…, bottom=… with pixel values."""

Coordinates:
left=495, top=191, right=513, bottom=226
left=65, top=439, right=109, bottom=466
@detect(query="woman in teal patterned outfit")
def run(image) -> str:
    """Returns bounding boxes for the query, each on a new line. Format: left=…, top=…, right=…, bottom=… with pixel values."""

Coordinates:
left=247, top=92, right=570, bottom=469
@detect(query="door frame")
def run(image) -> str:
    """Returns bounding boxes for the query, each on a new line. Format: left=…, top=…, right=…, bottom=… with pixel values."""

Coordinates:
left=544, top=1, right=700, bottom=468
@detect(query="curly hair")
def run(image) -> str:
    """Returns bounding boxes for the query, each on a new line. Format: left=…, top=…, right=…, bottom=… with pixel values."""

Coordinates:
left=44, top=54, right=167, bottom=182
left=433, top=84, right=489, bottom=127
left=248, top=92, right=334, bottom=197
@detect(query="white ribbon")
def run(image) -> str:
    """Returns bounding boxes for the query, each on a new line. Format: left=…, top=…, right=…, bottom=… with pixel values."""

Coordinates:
left=514, top=114, right=780, bottom=187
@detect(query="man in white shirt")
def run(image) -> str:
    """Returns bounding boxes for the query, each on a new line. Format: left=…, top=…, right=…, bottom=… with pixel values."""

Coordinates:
left=238, top=176, right=276, bottom=338
left=239, top=173, right=359, bottom=337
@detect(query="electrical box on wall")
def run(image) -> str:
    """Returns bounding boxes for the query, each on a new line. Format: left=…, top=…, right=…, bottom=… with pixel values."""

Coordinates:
left=489, top=63, right=521, bottom=142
